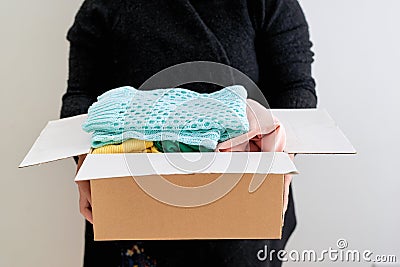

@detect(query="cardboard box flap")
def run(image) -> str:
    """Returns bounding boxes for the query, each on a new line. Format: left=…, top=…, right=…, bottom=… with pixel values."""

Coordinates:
left=273, top=109, right=356, bottom=154
left=75, top=152, right=298, bottom=181
left=19, top=114, right=91, bottom=167
left=19, top=109, right=355, bottom=168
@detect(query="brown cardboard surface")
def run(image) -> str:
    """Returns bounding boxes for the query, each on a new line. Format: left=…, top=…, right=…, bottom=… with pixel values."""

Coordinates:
left=91, top=173, right=284, bottom=240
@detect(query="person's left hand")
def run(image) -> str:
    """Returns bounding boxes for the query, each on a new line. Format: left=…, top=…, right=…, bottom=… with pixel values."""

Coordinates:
left=282, top=154, right=295, bottom=225
left=75, top=154, right=93, bottom=224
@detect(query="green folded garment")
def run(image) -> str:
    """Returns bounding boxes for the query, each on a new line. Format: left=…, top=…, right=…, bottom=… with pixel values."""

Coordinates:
left=154, top=140, right=214, bottom=153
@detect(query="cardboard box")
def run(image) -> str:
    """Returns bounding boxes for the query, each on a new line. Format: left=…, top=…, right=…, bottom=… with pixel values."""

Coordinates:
left=79, top=152, right=297, bottom=240
left=19, top=109, right=355, bottom=240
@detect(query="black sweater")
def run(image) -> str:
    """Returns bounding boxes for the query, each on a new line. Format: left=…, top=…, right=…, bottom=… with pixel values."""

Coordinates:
left=60, top=0, right=317, bottom=119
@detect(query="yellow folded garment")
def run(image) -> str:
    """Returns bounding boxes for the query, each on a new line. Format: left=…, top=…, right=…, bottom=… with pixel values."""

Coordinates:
left=91, top=139, right=160, bottom=154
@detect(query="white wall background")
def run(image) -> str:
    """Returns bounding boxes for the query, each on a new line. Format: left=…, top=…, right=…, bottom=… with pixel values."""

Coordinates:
left=287, top=0, right=400, bottom=266
left=0, top=0, right=399, bottom=266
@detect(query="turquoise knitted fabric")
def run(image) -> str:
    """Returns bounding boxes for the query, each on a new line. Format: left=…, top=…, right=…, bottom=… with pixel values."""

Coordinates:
left=82, top=85, right=249, bottom=149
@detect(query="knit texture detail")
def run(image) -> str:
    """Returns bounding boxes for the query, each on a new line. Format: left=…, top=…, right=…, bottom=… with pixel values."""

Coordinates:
left=82, top=85, right=249, bottom=149
left=91, top=139, right=160, bottom=154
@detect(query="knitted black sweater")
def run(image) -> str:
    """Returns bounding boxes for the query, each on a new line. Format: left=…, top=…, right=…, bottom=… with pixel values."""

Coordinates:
left=60, top=0, right=317, bottom=118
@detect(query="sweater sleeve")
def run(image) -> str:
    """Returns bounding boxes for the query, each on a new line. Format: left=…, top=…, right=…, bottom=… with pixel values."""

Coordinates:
left=60, top=0, right=113, bottom=118
left=255, top=0, right=317, bottom=108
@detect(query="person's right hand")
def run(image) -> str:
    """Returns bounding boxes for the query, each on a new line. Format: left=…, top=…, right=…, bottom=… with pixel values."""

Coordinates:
left=76, top=154, right=93, bottom=224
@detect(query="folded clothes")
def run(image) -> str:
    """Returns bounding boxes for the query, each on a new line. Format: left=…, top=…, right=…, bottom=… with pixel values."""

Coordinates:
left=91, top=138, right=160, bottom=154
left=216, top=99, right=286, bottom=152
left=153, top=140, right=214, bottom=153
left=82, top=85, right=249, bottom=149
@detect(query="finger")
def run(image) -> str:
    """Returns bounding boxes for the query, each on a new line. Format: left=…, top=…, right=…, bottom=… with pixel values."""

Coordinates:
left=81, top=207, right=93, bottom=224
left=82, top=182, right=92, bottom=205
left=282, top=188, right=289, bottom=225
left=282, top=200, right=287, bottom=226
left=77, top=180, right=92, bottom=205
left=283, top=193, right=289, bottom=213
left=282, top=174, right=292, bottom=225
left=79, top=199, right=93, bottom=224
left=87, top=192, right=92, bottom=206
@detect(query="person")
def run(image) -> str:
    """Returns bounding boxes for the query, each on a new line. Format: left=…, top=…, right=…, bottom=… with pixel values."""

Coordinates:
left=60, top=0, right=317, bottom=266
